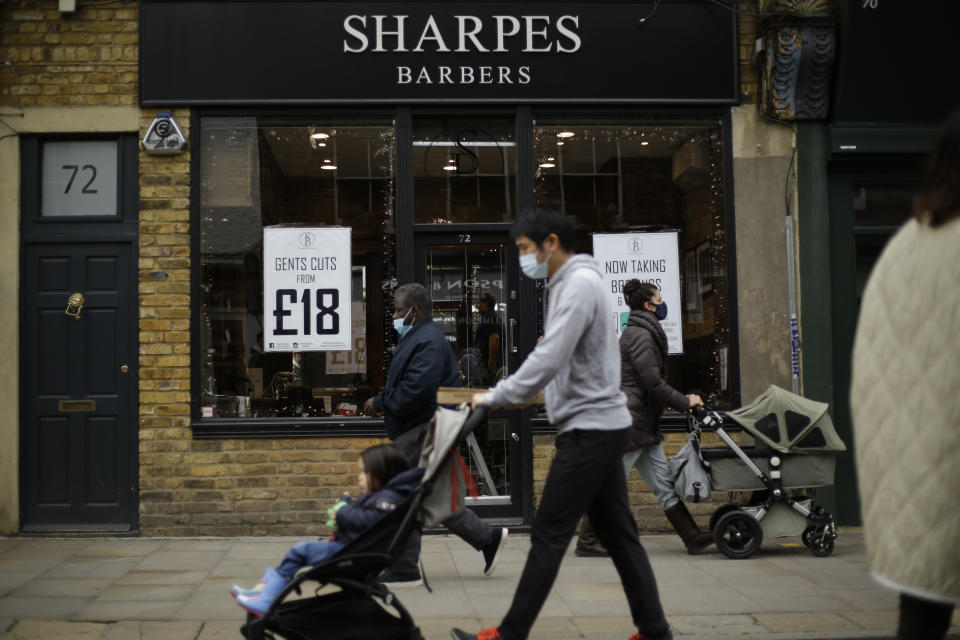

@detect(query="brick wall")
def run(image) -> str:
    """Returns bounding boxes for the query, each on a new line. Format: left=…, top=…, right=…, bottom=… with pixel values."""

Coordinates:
left=0, top=1, right=138, bottom=107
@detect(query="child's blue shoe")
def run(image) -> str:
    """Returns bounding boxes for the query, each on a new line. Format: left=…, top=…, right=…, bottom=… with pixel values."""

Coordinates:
left=234, top=568, right=286, bottom=617
left=230, top=568, right=270, bottom=598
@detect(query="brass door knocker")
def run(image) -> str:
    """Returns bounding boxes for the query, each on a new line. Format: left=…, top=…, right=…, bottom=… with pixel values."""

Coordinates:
left=65, top=292, right=85, bottom=320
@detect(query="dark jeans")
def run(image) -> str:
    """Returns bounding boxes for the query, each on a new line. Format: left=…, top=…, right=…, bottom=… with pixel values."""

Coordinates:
left=898, top=593, right=955, bottom=640
left=391, top=422, right=494, bottom=576
left=498, top=428, right=671, bottom=640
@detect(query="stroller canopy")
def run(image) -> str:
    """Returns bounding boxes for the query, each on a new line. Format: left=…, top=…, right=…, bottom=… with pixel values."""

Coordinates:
left=726, top=385, right=847, bottom=454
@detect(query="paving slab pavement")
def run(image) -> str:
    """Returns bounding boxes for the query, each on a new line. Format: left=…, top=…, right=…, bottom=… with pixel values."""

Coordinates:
left=0, top=529, right=957, bottom=640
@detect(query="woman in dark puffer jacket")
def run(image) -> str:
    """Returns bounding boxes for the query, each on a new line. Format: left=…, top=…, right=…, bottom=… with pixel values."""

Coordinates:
left=576, top=280, right=713, bottom=555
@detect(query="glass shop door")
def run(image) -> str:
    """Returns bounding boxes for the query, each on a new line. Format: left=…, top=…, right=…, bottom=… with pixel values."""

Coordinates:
left=415, top=231, right=525, bottom=520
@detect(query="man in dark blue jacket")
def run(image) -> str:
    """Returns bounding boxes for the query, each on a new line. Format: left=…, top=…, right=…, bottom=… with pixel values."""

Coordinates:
left=363, top=283, right=507, bottom=587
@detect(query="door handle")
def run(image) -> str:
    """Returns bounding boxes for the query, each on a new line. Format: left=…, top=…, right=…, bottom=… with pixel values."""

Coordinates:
left=510, top=432, right=519, bottom=442
left=65, top=292, right=85, bottom=320
left=509, top=319, right=518, bottom=354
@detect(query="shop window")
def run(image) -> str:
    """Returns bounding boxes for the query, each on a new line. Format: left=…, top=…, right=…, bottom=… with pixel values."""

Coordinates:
left=198, top=118, right=396, bottom=419
left=413, top=116, right=516, bottom=223
left=533, top=122, right=734, bottom=407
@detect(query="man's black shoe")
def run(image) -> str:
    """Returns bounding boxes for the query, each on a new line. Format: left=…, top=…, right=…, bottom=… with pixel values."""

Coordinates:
left=482, top=527, right=508, bottom=576
left=378, top=570, right=422, bottom=588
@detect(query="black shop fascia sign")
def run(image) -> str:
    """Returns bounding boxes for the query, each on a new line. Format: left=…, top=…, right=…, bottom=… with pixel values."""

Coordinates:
left=140, top=1, right=737, bottom=105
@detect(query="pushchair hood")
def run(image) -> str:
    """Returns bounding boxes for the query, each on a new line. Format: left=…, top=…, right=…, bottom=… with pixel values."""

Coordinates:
left=726, top=385, right=847, bottom=454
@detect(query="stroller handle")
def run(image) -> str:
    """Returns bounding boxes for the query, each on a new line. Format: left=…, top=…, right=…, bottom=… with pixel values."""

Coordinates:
left=455, top=404, right=489, bottom=446
left=690, top=404, right=724, bottom=432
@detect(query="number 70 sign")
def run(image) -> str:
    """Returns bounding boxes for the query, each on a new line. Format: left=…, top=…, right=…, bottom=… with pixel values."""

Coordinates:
left=263, top=226, right=352, bottom=351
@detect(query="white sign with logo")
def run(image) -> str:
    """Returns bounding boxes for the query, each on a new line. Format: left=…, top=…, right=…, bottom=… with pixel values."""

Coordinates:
left=592, top=232, right=683, bottom=354
left=263, top=226, right=352, bottom=351
left=142, top=112, right=188, bottom=154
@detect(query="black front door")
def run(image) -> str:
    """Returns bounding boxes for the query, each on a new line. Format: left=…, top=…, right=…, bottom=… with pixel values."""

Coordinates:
left=415, top=230, right=528, bottom=521
left=21, top=241, right=138, bottom=531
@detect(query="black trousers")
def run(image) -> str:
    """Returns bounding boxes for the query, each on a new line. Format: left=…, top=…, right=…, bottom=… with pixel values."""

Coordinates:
left=898, top=593, right=955, bottom=640
left=498, top=427, right=671, bottom=640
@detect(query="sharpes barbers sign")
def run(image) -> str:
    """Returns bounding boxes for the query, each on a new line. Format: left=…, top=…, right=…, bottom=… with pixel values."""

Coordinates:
left=140, top=2, right=737, bottom=104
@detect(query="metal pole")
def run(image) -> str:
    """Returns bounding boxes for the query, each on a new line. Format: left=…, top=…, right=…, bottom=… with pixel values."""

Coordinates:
left=785, top=216, right=800, bottom=394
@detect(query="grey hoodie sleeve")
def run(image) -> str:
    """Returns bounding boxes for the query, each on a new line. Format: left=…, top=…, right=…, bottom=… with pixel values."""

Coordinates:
left=484, top=272, right=594, bottom=408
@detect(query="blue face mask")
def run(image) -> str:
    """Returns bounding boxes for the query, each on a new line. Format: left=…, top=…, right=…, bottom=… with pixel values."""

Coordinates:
left=393, top=308, right=413, bottom=338
left=653, top=302, right=668, bottom=321
left=519, top=252, right=548, bottom=279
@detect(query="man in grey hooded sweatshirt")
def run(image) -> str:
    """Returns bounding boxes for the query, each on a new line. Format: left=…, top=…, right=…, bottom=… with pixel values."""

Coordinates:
left=452, top=207, right=672, bottom=640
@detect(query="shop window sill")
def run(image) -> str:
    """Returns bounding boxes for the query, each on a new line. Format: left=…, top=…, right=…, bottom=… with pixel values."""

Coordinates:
left=191, top=416, right=388, bottom=439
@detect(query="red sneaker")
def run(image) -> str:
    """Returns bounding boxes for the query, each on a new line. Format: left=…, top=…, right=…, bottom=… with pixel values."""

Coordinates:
left=451, top=628, right=501, bottom=640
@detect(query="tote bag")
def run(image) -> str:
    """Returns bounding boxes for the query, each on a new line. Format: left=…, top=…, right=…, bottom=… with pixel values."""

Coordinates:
left=670, top=432, right=712, bottom=503
left=418, top=405, right=479, bottom=527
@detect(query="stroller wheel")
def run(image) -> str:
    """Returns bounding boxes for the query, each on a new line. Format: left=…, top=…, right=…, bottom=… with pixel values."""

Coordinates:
left=709, top=504, right=740, bottom=532
left=802, top=525, right=835, bottom=557
left=713, top=510, right=763, bottom=559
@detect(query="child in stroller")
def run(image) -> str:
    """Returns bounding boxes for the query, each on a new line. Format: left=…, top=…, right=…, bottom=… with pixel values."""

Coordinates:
left=236, top=404, right=486, bottom=640
left=231, top=443, right=423, bottom=616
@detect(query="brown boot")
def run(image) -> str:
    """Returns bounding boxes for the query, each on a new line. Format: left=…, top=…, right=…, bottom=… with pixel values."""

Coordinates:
left=574, top=515, right=609, bottom=557
left=665, top=502, right=714, bottom=554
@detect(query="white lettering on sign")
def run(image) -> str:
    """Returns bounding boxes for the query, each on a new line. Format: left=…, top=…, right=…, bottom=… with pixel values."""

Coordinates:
left=413, top=15, right=451, bottom=52
left=374, top=14, right=408, bottom=52
left=493, top=15, right=521, bottom=51
left=456, top=16, right=488, bottom=52
left=343, top=13, right=582, bottom=54
left=555, top=15, right=581, bottom=53
left=397, top=65, right=530, bottom=85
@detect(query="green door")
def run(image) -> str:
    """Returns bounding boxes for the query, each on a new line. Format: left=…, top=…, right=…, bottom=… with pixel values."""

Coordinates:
left=826, top=157, right=924, bottom=525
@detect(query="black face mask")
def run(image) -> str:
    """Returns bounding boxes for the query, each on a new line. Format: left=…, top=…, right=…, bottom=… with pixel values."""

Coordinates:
left=652, top=301, right=668, bottom=321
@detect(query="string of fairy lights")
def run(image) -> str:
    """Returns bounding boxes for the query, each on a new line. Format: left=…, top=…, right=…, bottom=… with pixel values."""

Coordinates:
left=706, top=134, right=728, bottom=399
left=378, top=129, right=398, bottom=381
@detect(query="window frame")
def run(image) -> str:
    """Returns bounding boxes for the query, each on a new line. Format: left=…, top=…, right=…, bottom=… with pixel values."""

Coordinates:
left=189, top=107, right=740, bottom=438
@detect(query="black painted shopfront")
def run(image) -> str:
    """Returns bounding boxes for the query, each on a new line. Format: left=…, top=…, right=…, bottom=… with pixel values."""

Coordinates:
left=141, top=0, right=740, bottom=524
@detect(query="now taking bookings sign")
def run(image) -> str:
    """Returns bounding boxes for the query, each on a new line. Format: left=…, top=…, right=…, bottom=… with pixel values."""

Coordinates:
left=593, top=232, right=683, bottom=355
left=264, top=227, right=352, bottom=351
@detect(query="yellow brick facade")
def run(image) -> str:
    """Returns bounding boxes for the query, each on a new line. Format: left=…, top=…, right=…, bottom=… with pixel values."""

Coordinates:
left=1, top=0, right=762, bottom=535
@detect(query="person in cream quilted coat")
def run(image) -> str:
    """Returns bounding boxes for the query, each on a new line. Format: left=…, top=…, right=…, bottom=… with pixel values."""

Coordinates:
left=850, top=109, right=960, bottom=640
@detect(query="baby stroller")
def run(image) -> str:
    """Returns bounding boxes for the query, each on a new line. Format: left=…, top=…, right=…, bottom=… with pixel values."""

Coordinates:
left=241, top=404, right=488, bottom=640
left=690, top=385, right=846, bottom=560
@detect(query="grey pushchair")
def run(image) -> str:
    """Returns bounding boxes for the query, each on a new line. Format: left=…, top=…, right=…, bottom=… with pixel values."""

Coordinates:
left=691, top=385, right=846, bottom=559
